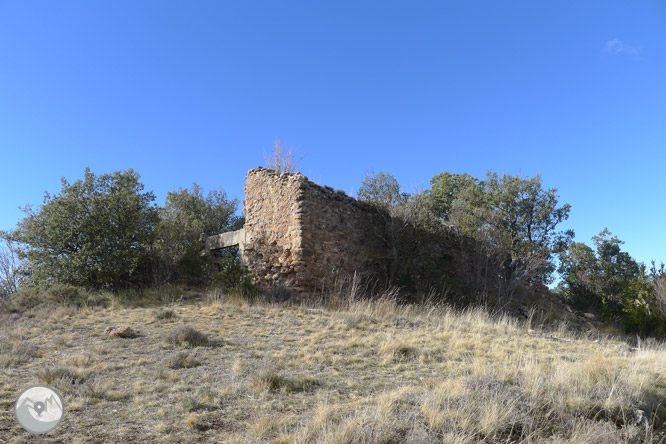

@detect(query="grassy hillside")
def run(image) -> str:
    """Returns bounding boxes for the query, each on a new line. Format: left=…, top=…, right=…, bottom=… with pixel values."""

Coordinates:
left=1, top=291, right=666, bottom=443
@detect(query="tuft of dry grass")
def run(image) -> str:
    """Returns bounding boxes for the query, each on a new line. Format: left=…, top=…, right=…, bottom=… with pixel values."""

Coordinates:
left=252, top=371, right=319, bottom=394
left=181, top=385, right=223, bottom=413
left=184, top=412, right=202, bottom=430
left=166, top=325, right=209, bottom=347
left=155, top=308, right=178, bottom=321
left=379, top=339, right=420, bottom=362
left=38, top=366, right=85, bottom=386
left=0, top=340, right=41, bottom=368
left=166, top=351, right=201, bottom=370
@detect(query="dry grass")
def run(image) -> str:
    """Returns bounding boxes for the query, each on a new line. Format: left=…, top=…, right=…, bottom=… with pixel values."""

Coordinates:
left=166, top=351, right=202, bottom=370
left=0, top=289, right=665, bottom=443
left=155, top=308, right=178, bottom=321
left=166, top=324, right=210, bottom=347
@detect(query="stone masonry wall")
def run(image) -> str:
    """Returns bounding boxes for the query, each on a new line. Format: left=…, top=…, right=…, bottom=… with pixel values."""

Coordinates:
left=241, top=168, right=304, bottom=290
left=241, top=168, right=389, bottom=293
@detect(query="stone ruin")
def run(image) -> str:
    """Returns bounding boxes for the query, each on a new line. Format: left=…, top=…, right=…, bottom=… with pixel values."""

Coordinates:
left=205, top=167, right=394, bottom=294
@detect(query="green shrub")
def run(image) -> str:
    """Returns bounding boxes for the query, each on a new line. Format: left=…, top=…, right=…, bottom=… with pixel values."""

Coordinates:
left=7, top=284, right=112, bottom=312
left=621, top=271, right=666, bottom=337
left=13, top=168, right=158, bottom=291
left=211, top=249, right=254, bottom=292
left=152, top=184, right=242, bottom=287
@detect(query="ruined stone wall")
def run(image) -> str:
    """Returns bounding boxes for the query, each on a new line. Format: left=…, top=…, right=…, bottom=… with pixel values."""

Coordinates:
left=241, top=168, right=389, bottom=293
left=296, top=178, right=389, bottom=291
left=241, top=168, right=305, bottom=290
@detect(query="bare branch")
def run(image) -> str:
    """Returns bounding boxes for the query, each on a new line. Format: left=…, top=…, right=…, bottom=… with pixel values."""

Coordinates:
left=264, top=138, right=303, bottom=173
left=0, top=231, right=22, bottom=299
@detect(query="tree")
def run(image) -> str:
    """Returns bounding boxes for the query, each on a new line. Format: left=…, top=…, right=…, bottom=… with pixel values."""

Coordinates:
left=264, top=138, right=302, bottom=173
left=619, top=265, right=666, bottom=336
left=431, top=171, right=571, bottom=260
left=557, top=241, right=601, bottom=309
left=437, top=171, right=571, bottom=285
left=446, top=177, right=557, bottom=307
left=484, top=172, right=571, bottom=261
left=13, top=168, right=159, bottom=290
left=357, top=172, right=412, bottom=283
left=153, top=184, right=242, bottom=285
left=651, top=261, right=666, bottom=317
left=357, top=171, right=408, bottom=209
left=428, top=172, right=484, bottom=220
left=558, top=228, right=639, bottom=310
left=0, top=230, right=23, bottom=299
left=591, top=228, right=640, bottom=299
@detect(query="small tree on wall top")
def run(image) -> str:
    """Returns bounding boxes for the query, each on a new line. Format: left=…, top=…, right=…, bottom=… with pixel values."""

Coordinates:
left=264, top=138, right=302, bottom=173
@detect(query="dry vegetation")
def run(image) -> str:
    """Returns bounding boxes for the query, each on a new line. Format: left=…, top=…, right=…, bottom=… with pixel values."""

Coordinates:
left=1, top=290, right=666, bottom=443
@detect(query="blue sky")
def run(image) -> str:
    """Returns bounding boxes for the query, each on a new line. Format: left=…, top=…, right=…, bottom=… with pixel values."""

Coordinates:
left=1, top=1, right=665, bottom=267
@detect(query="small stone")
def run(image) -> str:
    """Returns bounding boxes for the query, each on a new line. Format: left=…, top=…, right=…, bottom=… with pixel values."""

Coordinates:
left=583, top=313, right=595, bottom=320
left=108, top=326, right=134, bottom=338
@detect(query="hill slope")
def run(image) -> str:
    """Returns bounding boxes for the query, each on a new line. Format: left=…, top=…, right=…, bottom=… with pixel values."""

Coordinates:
left=1, top=294, right=665, bottom=443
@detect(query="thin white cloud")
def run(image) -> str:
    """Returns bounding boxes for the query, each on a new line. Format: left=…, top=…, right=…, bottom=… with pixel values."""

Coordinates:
left=604, top=39, right=641, bottom=57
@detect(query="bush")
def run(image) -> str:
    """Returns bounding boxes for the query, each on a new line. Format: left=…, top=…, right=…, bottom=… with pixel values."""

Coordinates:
left=13, top=168, right=158, bottom=291
left=155, top=308, right=177, bottom=321
left=211, top=248, right=257, bottom=300
left=166, top=351, right=201, bottom=369
left=620, top=269, right=666, bottom=337
left=166, top=325, right=209, bottom=347
left=11, top=168, right=248, bottom=292
left=152, top=183, right=242, bottom=287
left=7, top=284, right=112, bottom=312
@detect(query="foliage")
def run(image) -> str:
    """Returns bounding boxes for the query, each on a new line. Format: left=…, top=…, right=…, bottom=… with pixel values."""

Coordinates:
left=163, top=184, right=241, bottom=234
left=558, top=229, right=639, bottom=311
left=153, top=183, right=242, bottom=286
left=557, top=241, right=600, bottom=309
left=211, top=246, right=256, bottom=297
left=447, top=208, right=553, bottom=309
left=555, top=229, right=666, bottom=337
left=428, top=172, right=484, bottom=220
left=9, top=166, right=247, bottom=297
left=357, top=170, right=564, bottom=303
left=0, top=230, right=23, bottom=299
left=357, top=171, right=407, bottom=283
left=484, top=172, right=571, bottom=261
left=358, top=172, right=442, bottom=286
left=446, top=172, right=571, bottom=261
left=6, top=284, right=112, bottom=312
left=440, top=171, right=571, bottom=286
left=357, top=171, right=408, bottom=209
left=651, top=261, right=666, bottom=317
left=13, top=168, right=158, bottom=291
left=392, top=191, right=442, bottom=232
left=591, top=228, right=640, bottom=300
left=620, top=266, right=666, bottom=336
